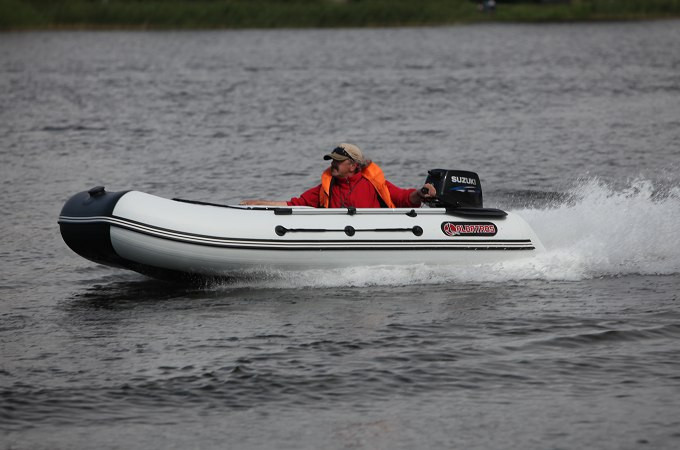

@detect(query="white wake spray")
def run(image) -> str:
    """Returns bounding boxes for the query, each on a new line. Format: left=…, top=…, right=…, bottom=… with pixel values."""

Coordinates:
left=518, top=178, right=680, bottom=280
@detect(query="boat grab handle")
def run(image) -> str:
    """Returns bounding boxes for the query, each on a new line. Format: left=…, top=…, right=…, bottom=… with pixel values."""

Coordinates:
left=275, top=225, right=423, bottom=237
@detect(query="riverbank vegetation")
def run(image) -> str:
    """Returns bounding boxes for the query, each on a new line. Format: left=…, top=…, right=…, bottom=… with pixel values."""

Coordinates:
left=2, top=0, right=679, bottom=30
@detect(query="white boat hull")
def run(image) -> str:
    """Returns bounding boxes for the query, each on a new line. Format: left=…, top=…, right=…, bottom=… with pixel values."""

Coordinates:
left=59, top=188, right=544, bottom=280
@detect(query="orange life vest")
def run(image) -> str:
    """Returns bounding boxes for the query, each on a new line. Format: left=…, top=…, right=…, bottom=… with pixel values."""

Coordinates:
left=319, top=162, right=396, bottom=208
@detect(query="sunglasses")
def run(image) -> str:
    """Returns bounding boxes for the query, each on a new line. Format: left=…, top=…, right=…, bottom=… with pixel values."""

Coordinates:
left=331, top=147, right=355, bottom=162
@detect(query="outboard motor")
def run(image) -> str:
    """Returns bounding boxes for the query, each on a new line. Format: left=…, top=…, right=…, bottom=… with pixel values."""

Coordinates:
left=424, top=169, right=483, bottom=208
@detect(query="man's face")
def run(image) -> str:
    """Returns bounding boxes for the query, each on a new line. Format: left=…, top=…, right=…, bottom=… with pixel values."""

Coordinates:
left=330, top=159, right=357, bottom=179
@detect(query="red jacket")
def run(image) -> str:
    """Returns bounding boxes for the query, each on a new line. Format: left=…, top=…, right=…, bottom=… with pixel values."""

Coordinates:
left=287, top=171, right=418, bottom=208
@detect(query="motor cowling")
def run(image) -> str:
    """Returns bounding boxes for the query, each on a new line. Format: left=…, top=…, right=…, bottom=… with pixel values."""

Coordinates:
left=424, top=169, right=483, bottom=208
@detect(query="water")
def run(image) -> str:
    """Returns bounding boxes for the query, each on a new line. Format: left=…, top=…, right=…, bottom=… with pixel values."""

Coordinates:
left=2, top=22, right=680, bottom=449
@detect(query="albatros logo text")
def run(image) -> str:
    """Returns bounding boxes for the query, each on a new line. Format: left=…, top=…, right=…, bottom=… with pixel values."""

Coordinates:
left=441, top=222, right=497, bottom=237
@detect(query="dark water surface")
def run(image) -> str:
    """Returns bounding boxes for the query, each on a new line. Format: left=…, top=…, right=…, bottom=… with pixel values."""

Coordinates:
left=2, top=22, right=680, bottom=449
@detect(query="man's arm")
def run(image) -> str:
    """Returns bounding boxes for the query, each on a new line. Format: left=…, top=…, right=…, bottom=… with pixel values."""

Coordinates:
left=387, top=182, right=436, bottom=207
left=240, top=184, right=322, bottom=207
left=287, top=184, right=321, bottom=207
left=239, top=200, right=288, bottom=206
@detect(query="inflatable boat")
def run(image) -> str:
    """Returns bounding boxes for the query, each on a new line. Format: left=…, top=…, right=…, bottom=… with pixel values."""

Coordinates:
left=58, top=170, right=544, bottom=281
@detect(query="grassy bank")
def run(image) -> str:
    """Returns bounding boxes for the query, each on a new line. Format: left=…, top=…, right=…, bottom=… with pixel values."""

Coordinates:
left=2, top=0, right=680, bottom=30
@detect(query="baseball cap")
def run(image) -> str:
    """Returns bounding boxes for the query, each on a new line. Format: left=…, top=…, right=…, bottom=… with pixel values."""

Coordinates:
left=323, top=143, right=364, bottom=164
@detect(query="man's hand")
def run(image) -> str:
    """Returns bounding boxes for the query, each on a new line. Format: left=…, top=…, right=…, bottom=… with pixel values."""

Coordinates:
left=418, top=183, right=436, bottom=200
left=409, top=183, right=436, bottom=205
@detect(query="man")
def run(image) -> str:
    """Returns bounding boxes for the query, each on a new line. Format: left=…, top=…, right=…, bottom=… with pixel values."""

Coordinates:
left=240, top=143, right=435, bottom=208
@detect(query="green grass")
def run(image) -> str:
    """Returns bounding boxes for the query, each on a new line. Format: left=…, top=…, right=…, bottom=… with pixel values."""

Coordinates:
left=2, top=0, right=680, bottom=30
